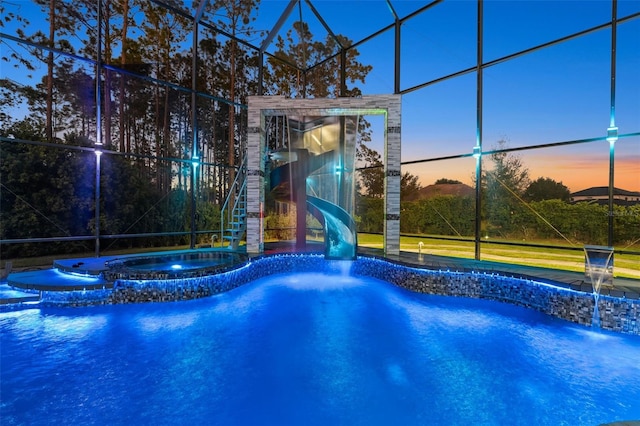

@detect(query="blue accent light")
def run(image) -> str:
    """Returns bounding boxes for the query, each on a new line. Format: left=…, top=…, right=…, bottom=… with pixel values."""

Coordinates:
left=54, top=269, right=101, bottom=282
left=472, top=146, right=481, bottom=159
left=171, top=264, right=183, bottom=270
left=606, top=126, right=618, bottom=144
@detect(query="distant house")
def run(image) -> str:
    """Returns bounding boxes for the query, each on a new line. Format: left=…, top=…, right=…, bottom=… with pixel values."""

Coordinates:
left=570, top=186, right=640, bottom=206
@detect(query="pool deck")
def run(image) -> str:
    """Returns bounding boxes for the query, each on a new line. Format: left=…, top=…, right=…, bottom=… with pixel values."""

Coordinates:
left=1, top=244, right=639, bottom=305
left=356, top=247, right=640, bottom=297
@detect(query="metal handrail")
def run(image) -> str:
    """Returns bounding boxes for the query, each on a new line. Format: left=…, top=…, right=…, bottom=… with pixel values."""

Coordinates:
left=220, top=156, right=247, bottom=246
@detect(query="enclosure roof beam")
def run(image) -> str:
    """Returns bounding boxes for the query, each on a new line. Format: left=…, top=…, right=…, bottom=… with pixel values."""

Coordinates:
left=193, top=0, right=210, bottom=24
left=304, top=0, right=342, bottom=49
left=261, top=0, right=298, bottom=52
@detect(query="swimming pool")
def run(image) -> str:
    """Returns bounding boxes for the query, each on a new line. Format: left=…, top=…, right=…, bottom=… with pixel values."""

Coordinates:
left=2, top=270, right=639, bottom=425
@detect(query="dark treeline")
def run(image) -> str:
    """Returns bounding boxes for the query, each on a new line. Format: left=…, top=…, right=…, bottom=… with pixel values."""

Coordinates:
left=357, top=192, right=640, bottom=247
left=355, top=142, right=640, bottom=247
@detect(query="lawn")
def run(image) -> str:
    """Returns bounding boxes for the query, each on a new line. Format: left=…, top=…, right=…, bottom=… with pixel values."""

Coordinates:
left=358, top=233, right=640, bottom=280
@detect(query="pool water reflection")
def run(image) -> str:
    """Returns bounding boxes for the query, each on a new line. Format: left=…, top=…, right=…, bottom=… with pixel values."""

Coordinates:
left=2, top=271, right=639, bottom=425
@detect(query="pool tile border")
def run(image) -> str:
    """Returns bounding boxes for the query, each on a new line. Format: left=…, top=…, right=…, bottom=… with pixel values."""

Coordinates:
left=14, top=253, right=640, bottom=335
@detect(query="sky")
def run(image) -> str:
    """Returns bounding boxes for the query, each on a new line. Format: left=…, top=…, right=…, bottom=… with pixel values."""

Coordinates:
left=2, top=0, right=639, bottom=192
left=336, top=0, right=640, bottom=192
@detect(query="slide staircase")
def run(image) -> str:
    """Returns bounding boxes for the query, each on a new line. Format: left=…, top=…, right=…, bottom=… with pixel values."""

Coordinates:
left=269, top=149, right=357, bottom=260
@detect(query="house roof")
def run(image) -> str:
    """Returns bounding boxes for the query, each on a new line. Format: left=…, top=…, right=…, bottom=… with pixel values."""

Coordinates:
left=571, top=186, right=640, bottom=197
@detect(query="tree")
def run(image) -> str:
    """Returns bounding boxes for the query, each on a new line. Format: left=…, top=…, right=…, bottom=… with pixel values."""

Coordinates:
left=401, top=171, right=423, bottom=201
left=5, top=0, right=77, bottom=141
left=400, top=196, right=474, bottom=236
left=357, top=143, right=384, bottom=198
left=212, top=0, right=259, bottom=185
left=0, top=79, right=34, bottom=127
left=524, top=177, right=571, bottom=202
left=0, top=2, right=35, bottom=128
left=483, top=139, right=530, bottom=237
left=265, top=21, right=371, bottom=99
left=356, top=197, right=384, bottom=233
left=115, top=0, right=136, bottom=152
left=0, top=120, right=95, bottom=256
left=136, top=1, right=190, bottom=191
left=435, top=178, right=462, bottom=185
left=356, top=145, right=422, bottom=200
left=0, top=3, right=32, bottom=75
left=49, top=60, right=95, bottom=136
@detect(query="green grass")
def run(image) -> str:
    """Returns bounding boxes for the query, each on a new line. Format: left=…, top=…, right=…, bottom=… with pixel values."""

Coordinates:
left=358, top=233, right=640, bottom=280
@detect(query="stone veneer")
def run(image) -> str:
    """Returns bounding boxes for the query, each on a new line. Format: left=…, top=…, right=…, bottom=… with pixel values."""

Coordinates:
left=33, top=254, right=640, bottom=335
left=247, top=95, right=401, bottom=256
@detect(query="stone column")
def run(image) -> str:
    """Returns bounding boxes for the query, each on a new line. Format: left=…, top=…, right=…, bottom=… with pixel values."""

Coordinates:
left=246, top=98, right=264, bottom=255
left=384, top=96, right=402, bottom=256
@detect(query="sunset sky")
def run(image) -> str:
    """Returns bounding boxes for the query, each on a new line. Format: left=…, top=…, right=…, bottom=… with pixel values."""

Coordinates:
left=3, top=0, right=639, bottom=191
left=332, top=0, right=640, bottom=193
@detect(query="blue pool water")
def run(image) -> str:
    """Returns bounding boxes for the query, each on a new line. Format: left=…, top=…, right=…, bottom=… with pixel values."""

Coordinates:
left=111, top=251, right=245, bottom=273
left=2, top=271, right=640, bottom=425
left=127, top=257, right=228, bottom=271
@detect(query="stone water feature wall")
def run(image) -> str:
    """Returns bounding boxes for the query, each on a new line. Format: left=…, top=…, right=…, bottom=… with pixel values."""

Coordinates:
left=351, top=257, right=639, bottom=334
left=246, top=95, right=402, bottom=256
left=31, top=254, right=639, bottom=335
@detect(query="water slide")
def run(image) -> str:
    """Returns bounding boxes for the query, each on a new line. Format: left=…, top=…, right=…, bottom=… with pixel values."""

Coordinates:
left=269, top=149, right=357, bottom=260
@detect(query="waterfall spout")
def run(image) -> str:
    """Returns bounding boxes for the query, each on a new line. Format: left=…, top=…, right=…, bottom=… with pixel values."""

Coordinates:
left=584, top=245, right=614, bottom=329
